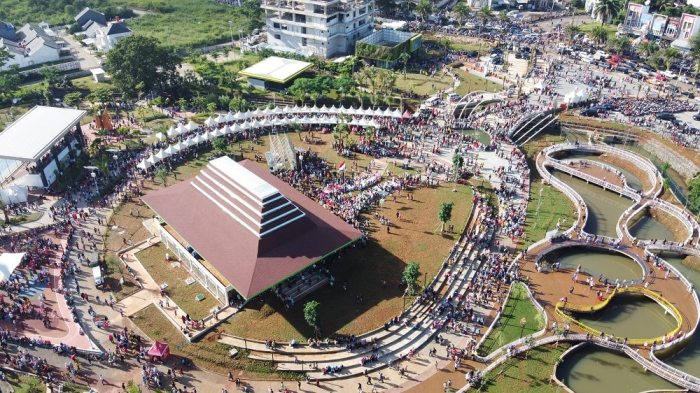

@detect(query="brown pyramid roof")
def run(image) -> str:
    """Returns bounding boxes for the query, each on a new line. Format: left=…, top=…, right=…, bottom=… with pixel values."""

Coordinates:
left=143, top=157, right=362, bottom=299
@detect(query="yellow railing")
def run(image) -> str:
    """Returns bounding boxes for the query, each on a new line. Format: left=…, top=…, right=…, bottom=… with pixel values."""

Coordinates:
left=555, top=287, right=683, bottom=346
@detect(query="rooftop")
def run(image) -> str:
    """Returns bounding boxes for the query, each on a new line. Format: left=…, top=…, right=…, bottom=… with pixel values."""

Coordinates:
left=0, top=106, right=86, bottom=162
left=238, top=56, right=312, bottom=84
left=143, top=157, right=362, bottom=299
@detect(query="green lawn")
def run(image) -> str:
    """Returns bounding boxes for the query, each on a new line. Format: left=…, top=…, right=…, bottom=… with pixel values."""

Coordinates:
left=5, top=371, right=46, bottom=393
left=578, top=22, right=618, bottom=40
left=454, top=68, right=503, bottom=96
left=134, top=243, right=219, bottom=320
left=478, top=282, right=545, bottom=356
left=72, top=76, right=114, bottom=93
left=0, top=104, right=30, bottom=129
left=394, top=71, right=454, bottom=97
left=521, top=181, right=577, bottom=250
left=111, top=0, right=258, bottom=49
left=474, top=344, right=570, bottom=393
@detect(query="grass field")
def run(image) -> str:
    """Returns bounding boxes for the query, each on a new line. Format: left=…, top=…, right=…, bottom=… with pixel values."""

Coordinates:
left=475, top=344, right=570, bottom=392
left=111, top=0, right=257, bottom=49
left=72, top=76, right=114, bottom=93
left=578, top=22, right=618, bottom=40
left=0, top=104, right=30, bottom=130
left=131, top=304, right=302, bottom=379
left=478, top=282, right=544, bottom=356
left=521, top=181, right=578, bottom=249
left=134, top=243, right=218, bottom=319
left=454, top=69, right=503, bottom=96
left=394, top=72, right=454, bottom=97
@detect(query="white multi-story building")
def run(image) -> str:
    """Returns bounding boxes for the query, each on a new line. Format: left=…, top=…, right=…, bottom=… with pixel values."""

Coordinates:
left=262, top=0, right=374, bottom=58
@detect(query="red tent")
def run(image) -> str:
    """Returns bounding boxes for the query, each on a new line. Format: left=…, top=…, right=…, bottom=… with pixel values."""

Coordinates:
left=148, top=341, right=170, bottom=361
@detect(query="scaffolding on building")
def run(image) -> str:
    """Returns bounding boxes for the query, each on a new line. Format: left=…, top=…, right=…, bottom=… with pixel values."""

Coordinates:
left=266, top=132, right=298, bottom=172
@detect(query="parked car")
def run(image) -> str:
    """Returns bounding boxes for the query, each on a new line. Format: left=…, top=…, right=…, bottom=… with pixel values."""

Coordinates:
left=693, top=112, right=700, bottom=121
left=655, top=112, right=675, bottom=121
left=580, top=108, right=600, bottom=117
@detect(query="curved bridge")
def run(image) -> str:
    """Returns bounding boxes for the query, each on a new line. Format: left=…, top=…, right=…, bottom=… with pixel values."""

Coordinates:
left=508, top=108, right=562, bottom=146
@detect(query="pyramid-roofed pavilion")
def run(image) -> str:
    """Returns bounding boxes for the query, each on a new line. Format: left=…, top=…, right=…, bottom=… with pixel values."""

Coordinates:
left=143, top=156, right=362, bottom=300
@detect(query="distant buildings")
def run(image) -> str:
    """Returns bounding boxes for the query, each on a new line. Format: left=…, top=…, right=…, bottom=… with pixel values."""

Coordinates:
left=619, top=2, right=700, bottom=52
left=355, top=29, right=422, bottom=68
left=0, top=22, right=66, bottom=70
left=262, top=0, right=374, bottom=58
left=74, top=7, right=133, bottom=52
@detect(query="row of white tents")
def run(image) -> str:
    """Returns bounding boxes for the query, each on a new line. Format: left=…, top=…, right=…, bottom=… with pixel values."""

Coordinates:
left=562, top=88, right=592, bottom=106
left=155, top=105, right=406, bottom=141
left=138, top=115, right=384, bottom=170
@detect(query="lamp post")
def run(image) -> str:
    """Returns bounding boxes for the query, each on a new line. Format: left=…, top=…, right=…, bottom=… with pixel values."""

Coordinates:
left=239, top=29, right=244, bottom=48
left=91, top=171, right=98, bottom=193
left=228, top=21, right=234, bottom=47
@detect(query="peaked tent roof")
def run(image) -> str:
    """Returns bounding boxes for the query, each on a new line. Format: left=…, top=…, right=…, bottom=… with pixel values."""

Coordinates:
left=143, top=157, right=362, bottom=299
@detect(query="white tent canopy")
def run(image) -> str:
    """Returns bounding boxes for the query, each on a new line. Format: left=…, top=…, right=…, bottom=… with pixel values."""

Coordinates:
left=0, top=185, right=28, bottom=205
left=0, top=252, right=25, bottom=282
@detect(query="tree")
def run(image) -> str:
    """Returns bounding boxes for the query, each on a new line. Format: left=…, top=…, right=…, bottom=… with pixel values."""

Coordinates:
left=228, top=96, right=249, bottom=112
left=688, top=175, right=700, bottom=214
left=690, top=34, right=700, bottom=61
left=87, top=87, right=114, bottom=106
left=415, top=0, right=434, bottom=22
left=398, top=52, right=411, bottom=78
left=155, top=167, right=169, bottom=186
left=592, top=0, right=622, bottom=24
left=177, top=97, right=188, bottom=112
left=212, top=136, right=228, bottom=155
left=452, top=153, right=464, bottom=182
left=288, top=78, right=312, bottom=105
left=663, top=47, right=681, bottom=70
left=0, top=48, right=20, bottom=102
left=303, top=300, right=320, bottom=336
left=638, top=41, right=659, bottom=58
left=403, top=262, right=421, bottom=296
left=334, top=75, right=356, bottom=102
left=589, top=25, right=610, bottom=45
left=607, top=36, right=631, bottom=55
left=106, top=36, right=181, bottom=97
left=438, top=201, right=454, bottom=232
left=564, top=25, right=581, bottom=42
left=40, top=66, right=60, bottom=89
left=206, top=102, right=218, bottom=114
left=452, top=2, right=470, bottom=26
left=63, top=92, right=82, bottom=108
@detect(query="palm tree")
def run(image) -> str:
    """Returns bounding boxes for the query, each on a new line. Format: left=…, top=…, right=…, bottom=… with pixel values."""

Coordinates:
left=452, top=2, right=470, bottom=26
left=564, top=25, right=581, bottom=42
left=398, top=52, right=411, bottom=78
left=608, top=36, right=631, bottom=55
left=592, top=0, right=622, bottom=24
left=663, top=47, right=681, bottom=71
left=638, top=41, right=659, bottom=58
left=589, top=25, right=610, bottom=46
left=415, top=0, right=434, bottom=22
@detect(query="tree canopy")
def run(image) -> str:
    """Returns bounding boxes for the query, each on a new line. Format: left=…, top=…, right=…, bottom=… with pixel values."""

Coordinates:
left=303, top=300, right=321, bottom=335
left=403, top=262, right=421, bottom=296
left=438, top=201, right=454, bottom=232
left=106, top=36, right=181, bottom=98
left=0, top=48, right=20, bottom=103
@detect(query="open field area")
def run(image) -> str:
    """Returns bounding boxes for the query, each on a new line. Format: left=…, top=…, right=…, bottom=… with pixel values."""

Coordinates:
left=475, top=344, right=570, bottom=392
left=521, top=181, right=577, bottom=250
left=478, top=282, right=545, bottom=356
left=454, top=69, right=503, bottom=96
left=0, top=0, right=258, bottom=49
left=394, top=72, right=454, bottom=97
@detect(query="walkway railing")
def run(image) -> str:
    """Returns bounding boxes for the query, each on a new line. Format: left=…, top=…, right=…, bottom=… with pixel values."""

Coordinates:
left=544, top=159, right=641, bottom=201
left=555, top=286, right=683, bottom=347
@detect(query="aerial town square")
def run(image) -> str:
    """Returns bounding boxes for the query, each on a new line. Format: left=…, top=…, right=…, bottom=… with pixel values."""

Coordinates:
left=1, top=0, right=700, bottom=391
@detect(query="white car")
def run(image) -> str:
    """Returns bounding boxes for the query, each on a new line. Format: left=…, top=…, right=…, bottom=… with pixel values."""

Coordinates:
left=679, top=75, right=690, bottom=83
left=661, top=70, right=678, bottom=79
left=638, top=68, right=651, bottom=77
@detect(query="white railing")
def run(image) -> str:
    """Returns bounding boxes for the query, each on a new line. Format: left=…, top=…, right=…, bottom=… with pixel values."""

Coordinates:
left=536, top=153, right=588, bottom=236
left=545, top=159, right=641, bottom=201
left=559, top=158, right=631, bottom=191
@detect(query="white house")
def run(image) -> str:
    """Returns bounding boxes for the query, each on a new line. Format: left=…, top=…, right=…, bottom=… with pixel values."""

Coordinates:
left=0, top=23, right=63, bottom=70
left=94, top=22, right=132, bottom=52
